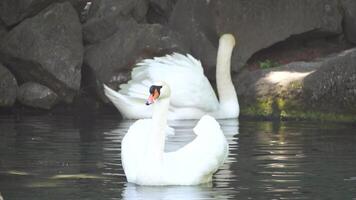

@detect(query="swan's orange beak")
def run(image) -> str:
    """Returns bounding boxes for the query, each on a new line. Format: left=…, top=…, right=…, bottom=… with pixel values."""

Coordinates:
left=145, top=89, right=160, bottom=105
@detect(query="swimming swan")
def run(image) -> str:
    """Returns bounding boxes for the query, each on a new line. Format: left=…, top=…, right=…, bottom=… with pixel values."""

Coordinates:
left=121, top=83, right=229, bottom=185
left=104, top=34, right=238, bottom=120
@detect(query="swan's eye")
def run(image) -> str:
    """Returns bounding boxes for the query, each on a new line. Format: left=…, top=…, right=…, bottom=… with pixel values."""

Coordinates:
left=149, top=85, right=162, bottom=95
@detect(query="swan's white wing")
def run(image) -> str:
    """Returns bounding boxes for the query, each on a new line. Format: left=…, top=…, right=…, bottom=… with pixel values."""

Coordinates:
left=163, top=115, right=228, bottom=184
left=119, top=53, right=219, bottom=111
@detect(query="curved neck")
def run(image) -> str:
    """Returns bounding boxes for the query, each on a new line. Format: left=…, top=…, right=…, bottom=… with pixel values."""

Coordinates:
left=146, top=97, right=170, bottom=161
left=216, top=39, right=239, bottom=118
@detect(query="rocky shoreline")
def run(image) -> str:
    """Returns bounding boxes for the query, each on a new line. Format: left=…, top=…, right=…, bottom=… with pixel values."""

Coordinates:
left=0, top=0, right=356, bottom=123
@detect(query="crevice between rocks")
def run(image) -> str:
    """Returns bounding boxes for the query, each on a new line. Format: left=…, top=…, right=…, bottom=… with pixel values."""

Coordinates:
left=246, top=31, right=355, bottom=71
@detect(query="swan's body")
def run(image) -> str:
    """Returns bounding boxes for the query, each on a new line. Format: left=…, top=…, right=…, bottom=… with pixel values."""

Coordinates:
left=121, top=83, right=229, bottom=185
left=104, top=34, right=239, bottom=120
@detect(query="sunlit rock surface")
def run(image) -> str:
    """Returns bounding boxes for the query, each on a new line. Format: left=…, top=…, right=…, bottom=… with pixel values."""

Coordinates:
left=235, top=48, right=356, bottom=122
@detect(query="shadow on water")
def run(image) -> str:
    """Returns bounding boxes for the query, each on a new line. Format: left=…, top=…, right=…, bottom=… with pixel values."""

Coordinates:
left=0, top=114, right=356, bottom=199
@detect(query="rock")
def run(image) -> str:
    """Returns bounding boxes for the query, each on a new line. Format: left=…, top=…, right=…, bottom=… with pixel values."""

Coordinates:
left=303, top=48, right=356, bottom=112
left=0, top=0, right=56, bottom=26
left=341, top=0, right=356, bottom=44
left=170, top=0, right=343, bottom=72
left=213, top=0, right=342, bottom=71
left=0, top=2, right=83, bottom=103
left=84, top=21, right=188, bottom=100
left=0, top=20, right=7, bottom=38
left=147, top=0, right=177, bottom=24
left=17, top=82, right=58, bottom=109
left=0, top=0, right=98, bottom=26
left=82, top=0, right=148, bottom=44
left=234, top=48, right=356, bottom=122
left=169, top=0, right=217, bottom=79
left=0, top=63, right=18, bottom=107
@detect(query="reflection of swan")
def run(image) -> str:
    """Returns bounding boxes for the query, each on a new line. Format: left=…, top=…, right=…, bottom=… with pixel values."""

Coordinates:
left=122, top=183, right=231, bottom=200
left=121, top=83, right=229, bottom=185
left=104, top=34, right=238, bottom=120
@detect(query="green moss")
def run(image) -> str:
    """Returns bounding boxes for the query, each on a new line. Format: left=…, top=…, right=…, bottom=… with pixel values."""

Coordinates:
left=241, top=98, right=356, bottom=123
left=259, top=59, right=280, bottom=69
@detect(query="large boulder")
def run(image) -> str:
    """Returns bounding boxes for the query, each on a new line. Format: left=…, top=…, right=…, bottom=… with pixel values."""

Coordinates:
left=341, top=0, right=356, bottom=44
left=147, top=0, right=177, bottom=24
left=0, top=63, right=18, bottom=107
left=84, top=20, right=188, bottom=100
left=82, top=0, right=148, bottom=44
left=170, top=0, right=343, bottom=72
left=0, top=2, right=83, bottom=103
left=169, top=0, right=217, bottom=79
left=235, top=48, right=356, bottom=122
left=303, top=48, right=356, bottom=113
left=0, top=0, right=55, bottom=26
left=0, top=0, right=95, bottom=27
left=0, top=20, right=7, bottom=39
left=17, top=82, right=59, bottom=109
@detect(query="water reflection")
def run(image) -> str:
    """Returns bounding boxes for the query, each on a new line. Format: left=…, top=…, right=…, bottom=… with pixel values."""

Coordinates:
left=1, top=115, right=356, bottom=199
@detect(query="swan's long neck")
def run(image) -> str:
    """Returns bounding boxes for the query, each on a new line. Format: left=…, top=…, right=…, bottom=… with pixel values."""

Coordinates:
left=216, top=35, right=239, bottom=118
left=147, top=97, right=170, bottom=162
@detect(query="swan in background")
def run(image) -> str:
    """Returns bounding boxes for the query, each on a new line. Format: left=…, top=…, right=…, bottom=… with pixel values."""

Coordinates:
left=104, top=33, right=239, bottom=120
left=121, top=82, right=228, bottom=185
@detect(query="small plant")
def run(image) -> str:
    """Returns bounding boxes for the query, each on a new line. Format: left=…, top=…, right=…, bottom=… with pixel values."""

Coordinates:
left=259, top=59, right=280, bottom=69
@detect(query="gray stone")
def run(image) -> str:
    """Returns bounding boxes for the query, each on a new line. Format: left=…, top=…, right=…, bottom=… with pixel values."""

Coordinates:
left=147, top=0, right=177, bottom=24
left=0, top=2, right=83, bottom=103
left=234, top=47, right=356, bottom=119
left=169, top=0, right=217, bottom=79
left=84, top=21, right=188, bottom=100
left=235, top=62, right=320, bottom=101
left=0, top=20, right=7, bottom=39
left=0, top=0, right=97, bottom=26
left=17, top=82, right=58, bottom=109
left=212, top=0, right=342, bottom=72
left=341, top=0, right=356, bottom=44
left=0, top=63, right=18, bottom=107
left=82, top=0, right=148, bottom=44
left=0, top=0, right=55, bottom=26
left=170, top=0, right=343, bottom=72
left=303, top=48, right=356, bottom=112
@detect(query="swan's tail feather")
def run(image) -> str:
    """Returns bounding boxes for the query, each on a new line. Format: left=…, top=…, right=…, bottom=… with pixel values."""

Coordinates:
left=103, top=84, right=130, bottom=105
left=193, top=115, right=222, bottom=136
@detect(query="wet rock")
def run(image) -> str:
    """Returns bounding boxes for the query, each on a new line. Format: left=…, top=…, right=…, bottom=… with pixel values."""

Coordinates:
left=170, top=0, right=343, bottom=72
left=82, top=0, right=148, bottom=44
left=17, top=82, right=58, bottom=109
left=0, top=2, right=83, bottom=103
left=0, top=63, right=18, bottom=107
left=84, top=21, right=188, bottom=100
left=303, top=48, right=356, bottom=112
left=341, top=0, right=356, bottom=44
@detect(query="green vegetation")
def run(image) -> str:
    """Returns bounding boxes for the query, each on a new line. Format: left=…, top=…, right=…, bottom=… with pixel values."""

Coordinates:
left=259, top=59, right=280, bottom=69
left=241, top=98, right=356, bottom=123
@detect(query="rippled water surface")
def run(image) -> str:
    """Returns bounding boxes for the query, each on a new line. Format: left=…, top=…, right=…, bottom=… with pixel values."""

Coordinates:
left=0, top=114, right=356, bottom=200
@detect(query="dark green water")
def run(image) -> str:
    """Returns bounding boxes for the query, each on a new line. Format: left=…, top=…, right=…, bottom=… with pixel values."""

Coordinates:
left=0, top=114, right=355, bottom=200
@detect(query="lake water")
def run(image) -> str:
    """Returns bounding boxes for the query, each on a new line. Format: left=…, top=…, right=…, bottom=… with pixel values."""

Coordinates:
left=0, top=114, right=355, bottom=200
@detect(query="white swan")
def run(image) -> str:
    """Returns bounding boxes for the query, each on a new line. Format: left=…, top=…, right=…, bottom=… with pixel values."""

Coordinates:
left=121, top=82, right=229, bottom=185
left=104, top=34, right=239, bottom=120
